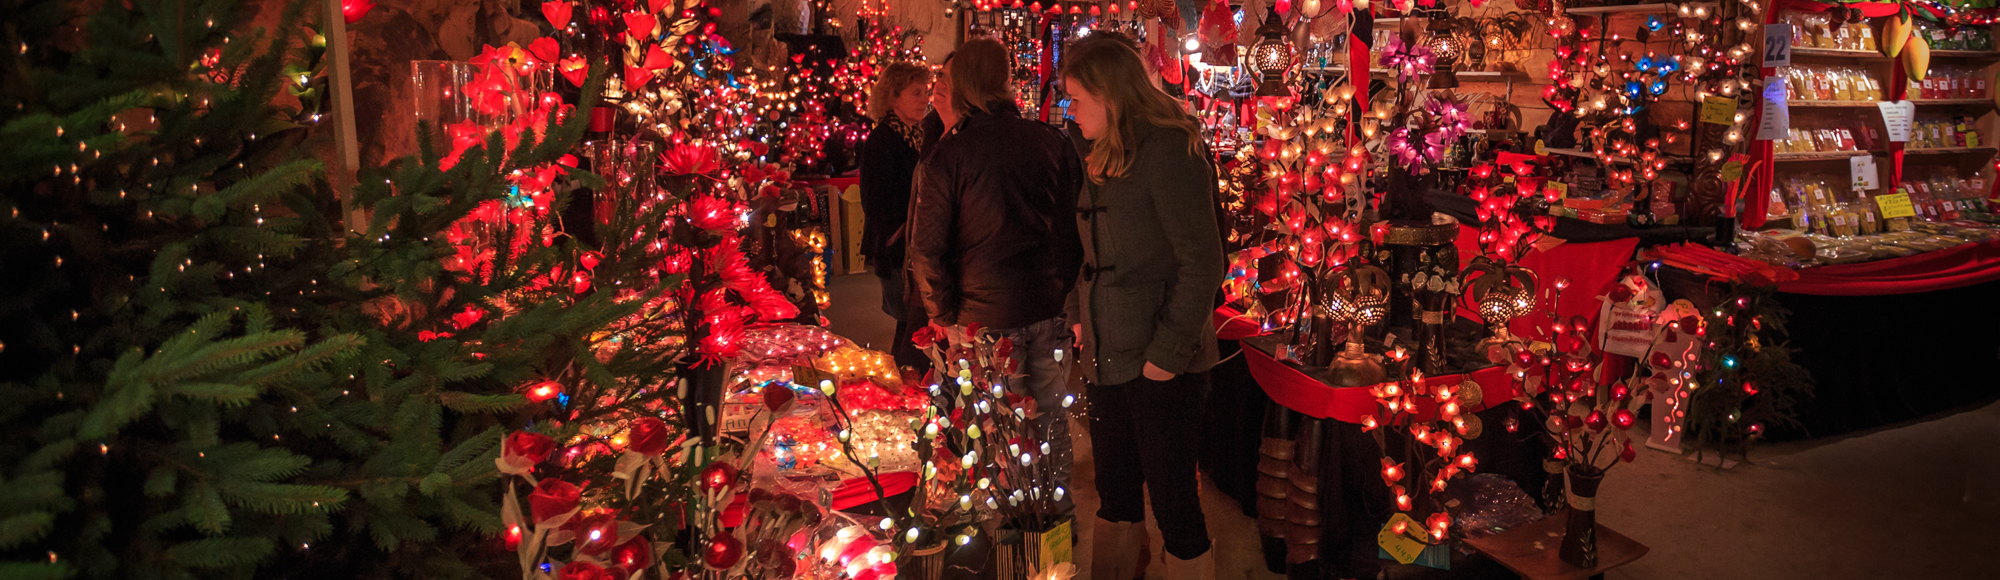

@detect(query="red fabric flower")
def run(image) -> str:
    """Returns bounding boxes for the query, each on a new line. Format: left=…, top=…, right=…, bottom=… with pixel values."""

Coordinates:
left=661, top=143, right=722, bottom=176
left=528, top=478, right=580, bottom=524
left=341, top=0, right=375, bottom=24
left=504, top=431, right=556, bottom=465
left=911, top=326, right=936, bottom=349
left=1607, top=283, right=1635, bottom=303
left=558, top=57, right=588, bottom=87
left=558, top=561, right=617, bottom=580
left=687, top=196, right=738, bottom=231
left=541, top=1, right=573, bottom=27
left=611, top=537, right=654, bottom=571
left=744, top=287, right=800, bottom=321
left=627, top=417, right=671, bottom=455
left=448, top=304, right=486, bottom=330
left=527, top=37, right=560, bottom=65
left=568, top=512, right=621, bottom=556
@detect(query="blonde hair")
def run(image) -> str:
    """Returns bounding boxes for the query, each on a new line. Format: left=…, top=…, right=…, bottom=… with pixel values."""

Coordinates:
left=867, top=62, right=932, bottom=122
left=950, top=37, right=1014, bottom=116
left=1060, top=35, right=1201, bottom=184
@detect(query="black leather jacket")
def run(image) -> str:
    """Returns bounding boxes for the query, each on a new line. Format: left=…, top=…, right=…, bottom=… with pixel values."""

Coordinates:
left=907, top=100, right=1085, bottom=329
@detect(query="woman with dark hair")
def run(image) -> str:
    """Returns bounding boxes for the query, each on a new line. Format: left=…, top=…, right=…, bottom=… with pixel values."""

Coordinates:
left=1061, top=35, right=1224, bottom=580
left=859, top=62, right=933, bottom=370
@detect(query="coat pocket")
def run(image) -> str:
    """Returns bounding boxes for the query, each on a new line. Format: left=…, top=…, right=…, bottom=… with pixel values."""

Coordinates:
left=1094, top=285, right=1164, bottom=363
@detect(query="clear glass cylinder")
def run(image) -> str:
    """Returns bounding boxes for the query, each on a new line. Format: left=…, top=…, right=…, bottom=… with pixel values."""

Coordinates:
left=585, top=140, right=659, bottom=225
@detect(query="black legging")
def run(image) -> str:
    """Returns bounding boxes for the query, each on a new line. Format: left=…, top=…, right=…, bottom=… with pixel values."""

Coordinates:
left=1088, top=371, right=1213, bottom=560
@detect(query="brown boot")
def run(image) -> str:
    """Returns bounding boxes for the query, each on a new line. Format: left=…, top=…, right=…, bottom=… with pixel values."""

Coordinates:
left=1089, top=518, right=1143, bottom=580
left=1160, top=549, right=1214, bottom=580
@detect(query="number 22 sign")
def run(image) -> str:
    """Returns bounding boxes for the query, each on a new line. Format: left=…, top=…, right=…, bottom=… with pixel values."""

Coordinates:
left=1764, top=24, right=1793, bottom=67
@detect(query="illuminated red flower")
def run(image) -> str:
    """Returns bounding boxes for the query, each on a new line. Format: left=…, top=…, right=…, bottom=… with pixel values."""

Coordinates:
left=558, top=561, right=616, bottom=580
left=623, top=12, right=657, bottom=41
left=527, top=37, right=560, bottom=64
left=528, top=478, right=580, bottom=524
left=686, top=196, right=738, bottom=231
left=558, top=57, right=588, bottom=87
left=341, top=0, right=375, bottom=24
left=568, top=512, right=621, bottom=556
left=627, top=417, right=671, bottom=455
left=744, top=287, right=799, bottom=321
left=502, top=431, right=557, bottom=470
left=611, top=537, right=654, bottom=571
left=541, top=1, right=573, bottom=27
left=448, top=304, right=486, bottom=330
left=911, top=326, right=937, bottom=349
left=661, top=143, right=722, bottom=176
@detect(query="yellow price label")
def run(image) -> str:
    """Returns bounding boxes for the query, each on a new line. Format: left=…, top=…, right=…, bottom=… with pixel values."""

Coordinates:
left=1876, top=193, right=1917, bottom=219
left=1701, top=96, right=1738, bottom=125
left=1039, top=520, right=1073, bottom=566
left=1376, top=513, right=1430, bottom=565
left=1719, top=161, right=1745, bottom=182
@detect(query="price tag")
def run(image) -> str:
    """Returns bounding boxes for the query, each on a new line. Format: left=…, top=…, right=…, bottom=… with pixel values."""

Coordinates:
left=1756, top=76, right=1790, bottom=140
left=1878, top=101, right=1916, bottom=142
left=1376, top=513, right=1429, bottom=565
left=1720, top=160, right=1745, bottom=182
left=1850, top=155, right=1880, bottom=191
left=1701, top=96, right=1738, bottom=126
left=1764, top=24, right=1794, bottom=67
left=1877, top=193, right=1918, bottom=219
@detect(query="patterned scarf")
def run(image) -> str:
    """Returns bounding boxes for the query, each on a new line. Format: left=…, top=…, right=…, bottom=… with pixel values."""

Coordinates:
left=884, top=114, right=923, bottom=151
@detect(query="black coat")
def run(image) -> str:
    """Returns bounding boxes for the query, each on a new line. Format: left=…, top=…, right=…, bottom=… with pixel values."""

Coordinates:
left=1065, top=123, right=1224, bottom=385
left=907, top=100, right=1085, bottom=329
left=858, top=121, right=920, bottom=275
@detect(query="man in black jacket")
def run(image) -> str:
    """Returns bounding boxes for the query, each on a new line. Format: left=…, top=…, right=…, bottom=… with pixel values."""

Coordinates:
left=907, top=37, right=1084, bottom=505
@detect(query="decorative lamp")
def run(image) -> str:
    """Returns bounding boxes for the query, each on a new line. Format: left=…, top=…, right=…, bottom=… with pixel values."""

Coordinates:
left=1424, top=13, right=1463, bottom=89
left=1250, top=6, right=1295, bottom=97
left=1320, top=262, right=1391, bottom=387
left=1463, top=258, right=1537, bottom=362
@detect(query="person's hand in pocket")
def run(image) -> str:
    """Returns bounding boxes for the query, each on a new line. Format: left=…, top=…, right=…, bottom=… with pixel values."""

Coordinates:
left=1142, top=361, right=1175, bottom=381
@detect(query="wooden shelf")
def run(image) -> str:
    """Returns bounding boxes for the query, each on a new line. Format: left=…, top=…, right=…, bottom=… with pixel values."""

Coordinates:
left=1788, top=47, right=1890, bottom=60
left=1928, top=50, right=2000, bottom=59
left=1774, top=150, right=1875, bottom=161
left=1910, top=98, right=1996, bottom=107
left=1565, top=2, right=1711, bottom=14
left=1903, top=146, right=1999, bottom=155
left=1788, top=100, right=1883, bottom=107
left=1457, top=70, right=1530, bottom=81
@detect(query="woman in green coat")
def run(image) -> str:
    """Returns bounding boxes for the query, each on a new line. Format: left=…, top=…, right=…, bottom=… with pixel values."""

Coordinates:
left=1060, top=35, right=1226, bottom=580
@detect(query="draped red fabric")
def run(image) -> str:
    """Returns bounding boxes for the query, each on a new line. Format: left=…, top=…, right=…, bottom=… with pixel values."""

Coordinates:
left=1773, top=0, right=1907, bottom=18
left=1242, top=345, right=1525, bottom=424
left=1451, top=226, right=1640, bottom=343
left=1213, top=305, right=1268, bottom=340
left=722, top=471, right=917, bottom=527
left=1778, top=239, right=2000, bottom=295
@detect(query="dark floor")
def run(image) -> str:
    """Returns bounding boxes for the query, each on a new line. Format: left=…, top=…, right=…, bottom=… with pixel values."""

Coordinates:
left=823, top=273, right=2000, bottom=579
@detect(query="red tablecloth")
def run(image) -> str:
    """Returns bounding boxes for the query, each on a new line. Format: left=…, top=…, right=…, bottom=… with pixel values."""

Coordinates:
left=1777, top=239, right=2000, bottom=296
left=721, top=471, right=917, bottom=527
left=1241, top=344, right=1526, bottom=424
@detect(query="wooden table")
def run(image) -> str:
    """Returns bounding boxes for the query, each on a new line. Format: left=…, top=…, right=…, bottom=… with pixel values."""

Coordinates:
left=1461, top=514, right=1649, bottom=580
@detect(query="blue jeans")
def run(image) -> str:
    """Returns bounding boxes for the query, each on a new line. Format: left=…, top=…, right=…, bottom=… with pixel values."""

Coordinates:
left=995, top=317, right=1075, bottom=512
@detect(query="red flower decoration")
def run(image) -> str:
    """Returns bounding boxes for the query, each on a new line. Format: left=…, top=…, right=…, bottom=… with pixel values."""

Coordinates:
left=558, top=561, right=617, bottom=580
left=627, top=417, right=671, bottom=455
left=612, top=537, right=654, bottom=571
left=341, top=0, right=375, bottom=24
left=542, top=1, right=573, bottom=27
left=661, top=143, right=722, bottom=176
left=699, top=461, right=736, bottom=493
left=568, top=512, right=621, bottom=556
left=448, top=304, right=486, bottom=330
left=528, top=478, right=580, bottom=524
left=686, top=196, right=738, bottom=231
left=911, top=326, right=937, bottom=349
left=624, top=65, right=653, bottom=91
left=703, top=530, right=745, bottom=570
left=503, top=431, right=556, bottom=465
left=558, top=57, right=588, bottom=87
left=643, top=44, right=674, bottom=71
left=623, top=12, right=657, bottom=41
left=1607, top=284, right=1635, bottom=303
left=527, top=37, right=561, bottom=65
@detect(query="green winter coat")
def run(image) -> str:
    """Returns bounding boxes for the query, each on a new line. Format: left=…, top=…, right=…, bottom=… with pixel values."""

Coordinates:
left=1066, top=123, right=1226, bottom=385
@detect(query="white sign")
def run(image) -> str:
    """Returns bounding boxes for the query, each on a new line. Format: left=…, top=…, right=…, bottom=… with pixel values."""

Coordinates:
left=1756, top=76, right=1790, bottom=140
left=1877, top=100, right=1916, bottom=142
left=1763, top=24, right=1794, bottom=67
left=1850, top=155, right=1880, bottom=191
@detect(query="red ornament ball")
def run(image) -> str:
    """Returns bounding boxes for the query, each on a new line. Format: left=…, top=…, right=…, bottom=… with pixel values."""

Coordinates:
left=699, top=461, right=736, bottom=493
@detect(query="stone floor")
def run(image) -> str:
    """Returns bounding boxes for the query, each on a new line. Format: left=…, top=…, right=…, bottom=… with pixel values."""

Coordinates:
left=823, top=273, right=2000, bottom=579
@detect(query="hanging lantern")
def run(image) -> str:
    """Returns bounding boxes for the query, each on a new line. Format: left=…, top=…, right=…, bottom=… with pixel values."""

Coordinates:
left=1424, top=11, right=1463, bottom=89
left=1250, top=6, right=1294, bottom=97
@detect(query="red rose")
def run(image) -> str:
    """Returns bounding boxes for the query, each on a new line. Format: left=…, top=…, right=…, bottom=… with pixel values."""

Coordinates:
left=910, top=326, right=936, bottom=349
left=568, top=512, right=620, bottom=556
left=964, top=322, right=983, bottom=338
left=627, top=417, right=671, bottom=456
left=702, top=530, right=745, bottom=570
left=501, top=431, right=555, bottom=471
left=528, top=478, right=580, bottom=524
left=558, top=561, right=617, bottom=580
left=1607, top=284, right=1635, bottom=303
left=611, top=537, right=654, bottom=570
